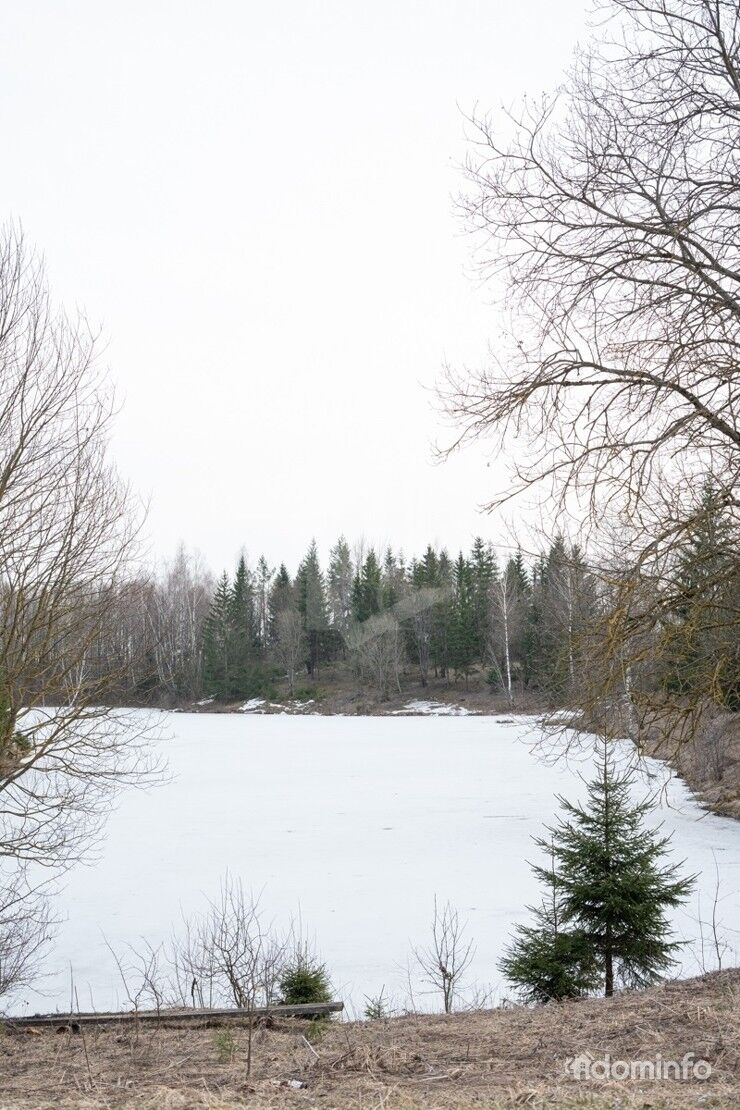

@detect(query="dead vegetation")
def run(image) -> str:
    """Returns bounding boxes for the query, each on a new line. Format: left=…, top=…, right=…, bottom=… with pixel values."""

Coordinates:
left=1, top=968, right=739, bottom=1108
left=642, top=708, right=740, bottom=821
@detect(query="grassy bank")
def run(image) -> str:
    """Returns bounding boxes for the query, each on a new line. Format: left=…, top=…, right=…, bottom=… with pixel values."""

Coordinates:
left=3, top=969, right=739, bottom=1108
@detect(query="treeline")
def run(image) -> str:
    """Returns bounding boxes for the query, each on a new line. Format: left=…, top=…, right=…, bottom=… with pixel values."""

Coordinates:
left=198, top=535, right=596, bottom=703
left=92, top=489, right=738, bottom=712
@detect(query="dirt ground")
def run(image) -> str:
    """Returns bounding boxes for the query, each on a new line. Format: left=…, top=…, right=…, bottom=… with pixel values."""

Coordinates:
left=2, top=969, right=739, bottom=1109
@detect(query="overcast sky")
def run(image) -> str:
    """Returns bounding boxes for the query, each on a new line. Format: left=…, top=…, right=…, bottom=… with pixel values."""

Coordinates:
left=1, top=1, right=590, bottom=573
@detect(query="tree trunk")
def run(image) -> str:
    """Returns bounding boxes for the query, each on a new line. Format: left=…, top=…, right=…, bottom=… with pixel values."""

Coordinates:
left=605, top=935, right=614, bottom=998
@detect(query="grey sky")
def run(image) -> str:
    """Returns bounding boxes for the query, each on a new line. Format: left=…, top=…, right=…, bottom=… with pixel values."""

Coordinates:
left=1, top=1, right=589, bottom=573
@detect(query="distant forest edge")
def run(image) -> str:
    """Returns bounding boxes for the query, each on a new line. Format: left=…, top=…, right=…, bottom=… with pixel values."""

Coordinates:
left=89, top=497, right=738, bottom=726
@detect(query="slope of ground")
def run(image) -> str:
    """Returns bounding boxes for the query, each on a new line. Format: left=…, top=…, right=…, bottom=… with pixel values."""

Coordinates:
left=192, top=665, right=539, bottom=719
left=2, top=969, right=739, bottom=1109
left=645, top=709, right=740, bottom=821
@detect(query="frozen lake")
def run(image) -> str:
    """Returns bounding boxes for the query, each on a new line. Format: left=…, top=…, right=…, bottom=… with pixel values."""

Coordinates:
left=26, top=712, right=740, bottom=1015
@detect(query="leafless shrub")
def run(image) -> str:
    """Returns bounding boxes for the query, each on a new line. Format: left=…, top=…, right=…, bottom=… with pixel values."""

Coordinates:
left=346, top=613, right=404, bottom=700
left=692, top=855, right=734, bottom=975
left=105, top=936, right=168, bottom=1016
left=411, top=897, right=475, bottom=1013
left=166, top=876, right=290, bottom=1076
left=0, top=865, right=53, bottom=1007
left=396, top=587, right=445, bottom=689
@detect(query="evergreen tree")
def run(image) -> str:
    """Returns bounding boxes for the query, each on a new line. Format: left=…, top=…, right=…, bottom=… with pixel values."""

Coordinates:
left=502, top=749, right=694, bottom=1000
left=295, top=540, right=328, bottom=676
left=414, top=545, right=439, bottom=588
left=500, top=845, right=598, bottom=1003
left=268, top=563, right=294, bottom=643
left=470, top=537, right=498, bottom=660
left=254, top=555, right=273, bottom=655
left=350, top=572, right=363, bottom=624
left=229, top=556, right=256, bottom=687
left=201, top=558, right=273, bottom=700
left=661, top=484, right=740, bottom=710
left=531, top=537, right=596, bottom=701
left=352, top=550, right=382, bottom=622
left=431, top=549, right=453, bottom=678
left=381, top=547, right=404, bottom=610
left=327, top=536, right=354, bottom=641
left=449, top=552, right=477, bottom=682
left=202, top=572, right=233, bottom=699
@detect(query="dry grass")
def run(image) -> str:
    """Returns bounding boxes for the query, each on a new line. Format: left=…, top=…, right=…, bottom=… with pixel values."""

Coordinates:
left=2, top=969, right=739, bottom=1108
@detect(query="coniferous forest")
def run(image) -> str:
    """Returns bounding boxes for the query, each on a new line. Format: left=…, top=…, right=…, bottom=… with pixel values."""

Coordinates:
left=91, top=491, right=739, bottom=728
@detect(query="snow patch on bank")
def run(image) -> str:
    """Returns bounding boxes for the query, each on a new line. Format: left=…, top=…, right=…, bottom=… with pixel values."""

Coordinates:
left=392, top=700, right=479, bottom=717
left=240, top=698, right=316, bottom=715
left=240, top=698, right=266, bottom=712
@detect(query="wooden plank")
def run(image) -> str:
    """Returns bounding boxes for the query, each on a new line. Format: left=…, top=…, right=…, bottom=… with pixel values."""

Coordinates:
left=4, top=1000, right=343, bottom=1028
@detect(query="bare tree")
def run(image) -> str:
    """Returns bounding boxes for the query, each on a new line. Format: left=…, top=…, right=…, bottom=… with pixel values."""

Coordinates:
left=445, top=0, right=740, bottom=511
left=441, top=0, right=740, bottom=726
left=0, top=227, right=160, bottom=1001
left=147, top=545, right=213, bottom=702
left=411, top=897, right=475, bottom=1013
left=0, top=865, right=53, bottom=1006
left=398, top=587, right=441, bottom=689
left=347, top=612, right=404, bottom=700
left=272, top=609, right=306, bottom=697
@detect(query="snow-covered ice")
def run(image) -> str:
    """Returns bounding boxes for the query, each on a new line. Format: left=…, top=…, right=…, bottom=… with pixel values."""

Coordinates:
left=28, top=712, right=740, bottom=1015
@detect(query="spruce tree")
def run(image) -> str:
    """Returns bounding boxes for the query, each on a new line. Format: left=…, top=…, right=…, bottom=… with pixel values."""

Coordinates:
left=432, top=549, right=453, bottom=678
left=449, top=552, right=477, bottom=682
left=268, top=564, right=294, bottom=643
left=295, top=540, right=328, bottom=676
left=661, top=484, right=739, bottom=710
left=470, top=537, right=498, bottom=661
left=327, top=537, right=354, bottom=640
left=350, top=572, right=364, bottom=623
left=524, top=537, right=595, bottom=701
left=417, top=545, right=439, bottom=587
left=501, top=748, right=694, bottom=1000
left=500, top=845, right=598, bottom=1003
left=229, top=555, right=257, bottom=696
left=352, top=551, right=382, bottom=622
left=202, top=572, right=234, bottom=699
left=381, top=547, right=403, bottom=610
left=254, top=555, right=273, bottom=655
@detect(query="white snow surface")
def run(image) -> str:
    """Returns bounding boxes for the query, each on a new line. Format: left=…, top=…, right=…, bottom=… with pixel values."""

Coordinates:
left=239, top=698, right=266, bottom=712
left=394, top=700, right=478, bottom=716
left=238, top=698, right=317, bottom=714
left=27, top=712, right=740, bottom=1016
